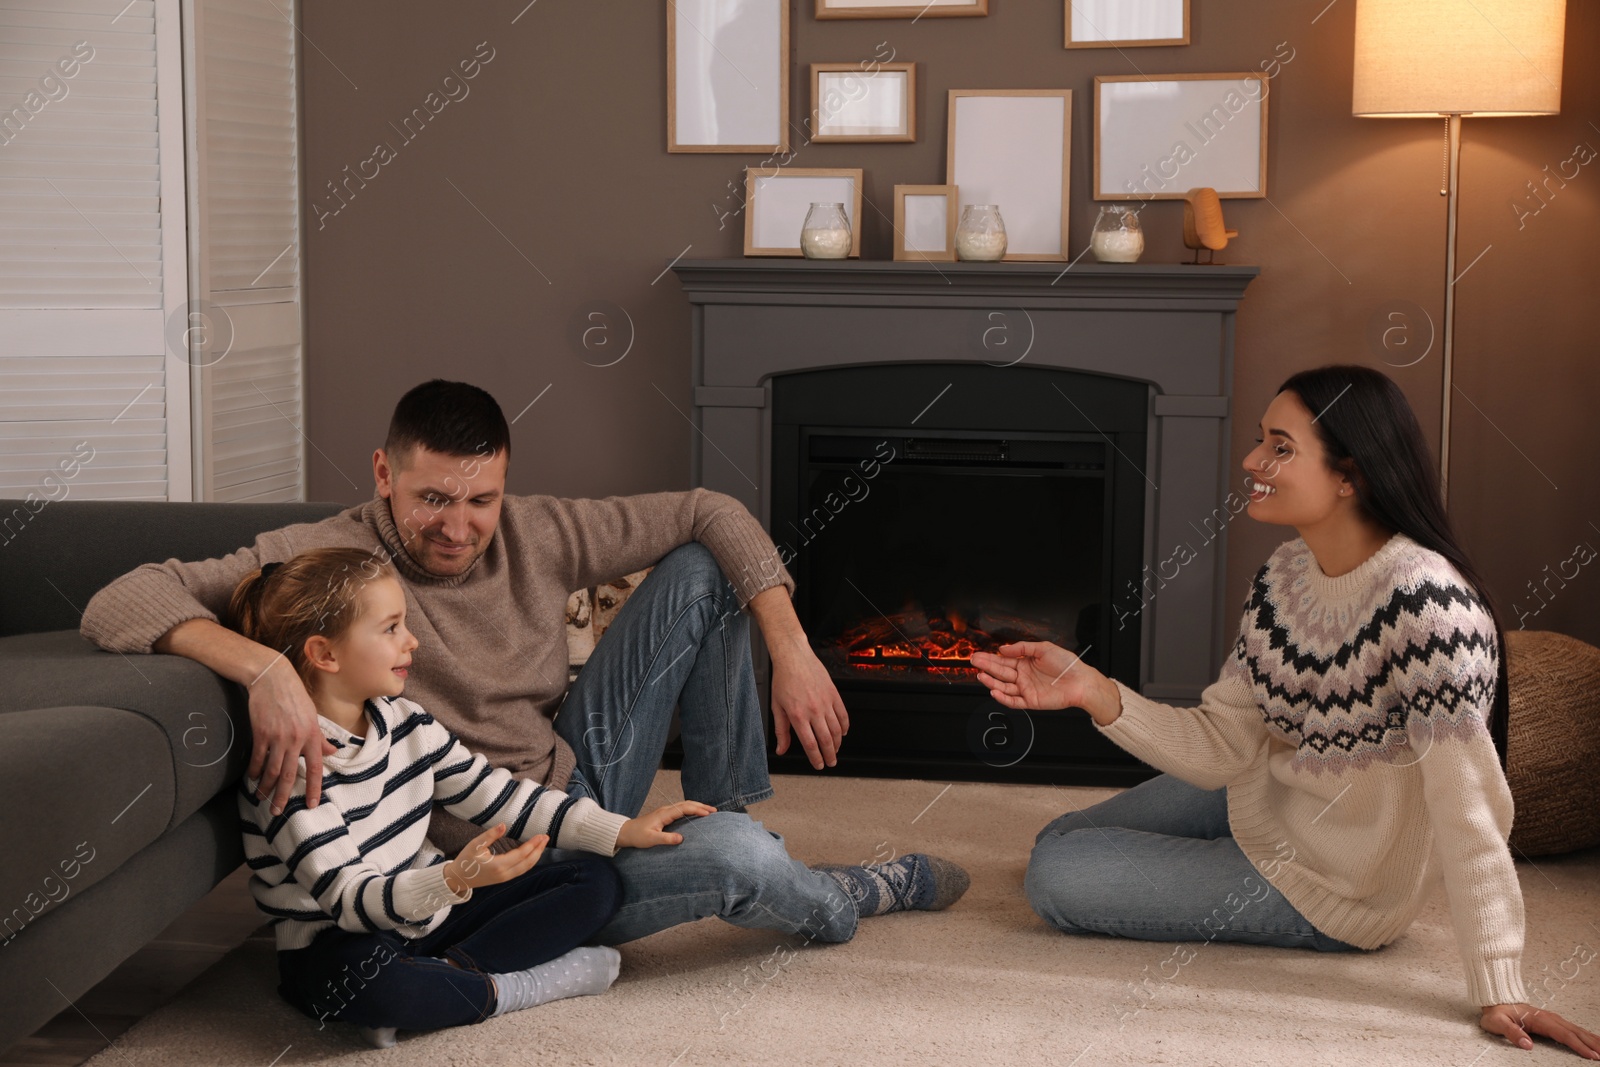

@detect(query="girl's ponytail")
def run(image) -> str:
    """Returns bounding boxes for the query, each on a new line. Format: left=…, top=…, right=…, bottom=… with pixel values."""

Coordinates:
left=226, top=549, right=396, bottom=690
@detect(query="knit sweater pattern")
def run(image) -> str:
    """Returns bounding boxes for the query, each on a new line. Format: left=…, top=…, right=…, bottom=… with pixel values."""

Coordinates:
left=80, top=489, right=791, bottom=855
left=239, top=695, right=629, bottom=951
left=1100, top=533, right=1527, bottom=1007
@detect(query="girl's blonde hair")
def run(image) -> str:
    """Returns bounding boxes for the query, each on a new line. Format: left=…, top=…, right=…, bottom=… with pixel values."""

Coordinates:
left=228, top=547, right=399, bottom=689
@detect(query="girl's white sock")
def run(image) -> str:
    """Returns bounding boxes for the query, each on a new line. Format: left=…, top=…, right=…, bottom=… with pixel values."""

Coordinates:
left=490, top=946, right=621, bottom=1017
left=358, top=1025, right=397, bottom=1048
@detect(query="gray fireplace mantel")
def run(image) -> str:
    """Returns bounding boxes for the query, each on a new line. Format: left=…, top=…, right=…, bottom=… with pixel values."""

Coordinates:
left=674, top=258, right=1259, bottom=703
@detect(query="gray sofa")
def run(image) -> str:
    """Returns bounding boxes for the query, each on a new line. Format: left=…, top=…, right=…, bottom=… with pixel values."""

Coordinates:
left=0, top=499, right=344, bottom=1053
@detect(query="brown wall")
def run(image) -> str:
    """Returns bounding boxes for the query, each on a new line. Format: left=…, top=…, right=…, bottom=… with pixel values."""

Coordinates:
left=300, top=0, right=1600, bottom=646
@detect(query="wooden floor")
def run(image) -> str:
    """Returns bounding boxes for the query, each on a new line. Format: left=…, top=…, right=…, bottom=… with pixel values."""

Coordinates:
left=1, top=867, right=267, bottom=1067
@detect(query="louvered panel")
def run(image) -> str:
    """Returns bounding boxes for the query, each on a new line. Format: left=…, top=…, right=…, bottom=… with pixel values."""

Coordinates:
left=215, top=471, right=301, bottom=502
left=0, top=245, right=161, bottom=266
left=212, top=374, right=299, bottom=408
left=199, top=0, right=296, bottom=296
left=0, top=382, right=168, bottom=497
left=213, top=469, right=298, bottom=502
left=192, top=0, right=302, bottom=503
left=0, top=448, right=163, bottom=471
left=0, top=0, right=165, bottom=313
left=210, top=396, right=298, bottom=439
left=0, top=0, right=183, bottom=502
left=55, top=482, right=167, bottom=500
left=214, top=442, right=299, bottom=474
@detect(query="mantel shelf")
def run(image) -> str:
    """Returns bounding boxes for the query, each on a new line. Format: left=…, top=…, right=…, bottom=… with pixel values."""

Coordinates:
left=672, top=258, right=1260, bottom=308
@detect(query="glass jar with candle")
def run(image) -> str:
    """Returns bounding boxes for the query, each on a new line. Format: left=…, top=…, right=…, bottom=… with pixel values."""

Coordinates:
left=1090, top=205, right=1145, bottom=263
left=800, top=203, right=852, bottom=259
left=954, top=204, right=1007, bottom=262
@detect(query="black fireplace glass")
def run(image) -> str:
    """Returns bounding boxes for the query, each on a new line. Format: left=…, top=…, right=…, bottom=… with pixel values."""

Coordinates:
left=765, top=362, right=1150, bottom=784
left=791, top=432, right=1109, bottom=685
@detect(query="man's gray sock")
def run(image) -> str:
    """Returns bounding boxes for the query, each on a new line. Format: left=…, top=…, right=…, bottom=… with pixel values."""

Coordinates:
left=490, top=946, right=621, bottom=1017
left=816, top=853, right=971, bottom=917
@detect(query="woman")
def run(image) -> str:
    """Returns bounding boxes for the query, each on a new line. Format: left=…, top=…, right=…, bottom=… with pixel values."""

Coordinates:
left=972, top=365, right=1598, bottom=1058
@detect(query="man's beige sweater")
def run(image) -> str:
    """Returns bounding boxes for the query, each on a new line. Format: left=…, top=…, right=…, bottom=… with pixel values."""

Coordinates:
left=81, top=489, right=792, bottom=854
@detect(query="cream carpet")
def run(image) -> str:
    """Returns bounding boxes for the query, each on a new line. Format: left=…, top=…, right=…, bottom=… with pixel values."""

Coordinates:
left=88, top=772, right=1600, bottom=1066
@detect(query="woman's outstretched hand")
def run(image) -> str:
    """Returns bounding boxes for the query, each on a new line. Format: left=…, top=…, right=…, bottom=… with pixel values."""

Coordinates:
left=969, top=642, right=1122, bottom=726
left=1481, top=1004, right=1600, bottom=1059
left=617, top=800, right=717, bottom=850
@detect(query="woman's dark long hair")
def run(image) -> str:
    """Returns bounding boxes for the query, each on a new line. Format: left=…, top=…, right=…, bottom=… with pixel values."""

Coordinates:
left=1278, top=365, right=1510, bottom=768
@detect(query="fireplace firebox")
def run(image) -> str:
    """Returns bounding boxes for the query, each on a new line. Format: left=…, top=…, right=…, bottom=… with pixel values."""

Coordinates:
left=770, top=363, right=1147, bottom=781
left=673, top=259, right=1258, bottom=785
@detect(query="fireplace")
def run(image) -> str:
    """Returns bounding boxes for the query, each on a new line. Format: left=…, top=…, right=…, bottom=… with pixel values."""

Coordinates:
left=770, top=363, right=1147, bottom=781
left=673, top=260, right=1258, bottom=784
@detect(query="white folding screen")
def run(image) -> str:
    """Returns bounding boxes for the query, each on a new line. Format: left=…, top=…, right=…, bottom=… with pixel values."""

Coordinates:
left=0, top=0, right=305, bottom=506
left=0, top=0, right=192, bottom=502
left=185, top=0, right=304, bottom=502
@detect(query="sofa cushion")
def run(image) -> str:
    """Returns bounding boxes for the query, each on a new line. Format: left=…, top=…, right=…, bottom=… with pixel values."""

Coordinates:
left=0, top=630, right=250, bottom=833
left=0, top=499, right=344, bottom=638
left=0, top=705, right=175, bottom=939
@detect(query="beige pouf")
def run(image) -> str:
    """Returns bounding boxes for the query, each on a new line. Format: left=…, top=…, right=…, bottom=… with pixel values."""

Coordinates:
left=1505, top=630, right=1600, bottom=856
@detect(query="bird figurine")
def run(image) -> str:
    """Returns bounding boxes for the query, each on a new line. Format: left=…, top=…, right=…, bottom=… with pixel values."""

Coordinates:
left=1182, top=187, right=1237, bottom=264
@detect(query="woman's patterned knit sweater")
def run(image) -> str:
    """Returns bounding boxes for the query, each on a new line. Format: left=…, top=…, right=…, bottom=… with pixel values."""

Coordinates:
left=1099, top=532, right=1526, bottom=1007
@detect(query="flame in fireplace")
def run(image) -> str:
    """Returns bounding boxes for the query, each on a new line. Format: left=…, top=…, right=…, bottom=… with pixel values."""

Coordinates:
left=821, top=608, right=1057, bottom=678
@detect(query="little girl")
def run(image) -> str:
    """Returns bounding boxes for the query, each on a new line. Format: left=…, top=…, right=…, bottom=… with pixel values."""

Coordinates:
left=230, top=547, right=712, bottom=1048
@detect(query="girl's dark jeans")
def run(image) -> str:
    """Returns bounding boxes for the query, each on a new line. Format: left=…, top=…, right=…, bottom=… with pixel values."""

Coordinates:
left=276, top=853, right=622, bottom=1031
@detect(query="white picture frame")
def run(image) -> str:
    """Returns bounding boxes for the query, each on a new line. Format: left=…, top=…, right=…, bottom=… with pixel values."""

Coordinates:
left=893, top=184, right=957, bottom=262
left=1065, top=0, right=1190, bottom=48
left=946, top=90, right=1072, bottom=261
left=1094, top=73, right=1269, bottom=200
left=743, top=168, right=864, bottom=257
left=668, top=0, right=790, bottom=154
left=816, top=0, right=986, bottom=18
left=811, top=62, right=916, bottom=143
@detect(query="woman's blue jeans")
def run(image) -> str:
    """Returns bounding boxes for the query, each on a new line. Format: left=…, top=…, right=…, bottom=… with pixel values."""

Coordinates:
left=275, top=853, right=621, bottom=1031
left=1026, top=773, right=1358, bottom=951
left=553, top=543, right=857, bottom=946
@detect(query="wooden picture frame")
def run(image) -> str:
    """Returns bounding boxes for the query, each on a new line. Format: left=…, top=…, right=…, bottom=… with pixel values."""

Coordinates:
left=811, top=62, right=916, bottom=143
left=668, top=0, right=790, bottom=154
left=816, top=0, right=986, bottom=18
left=1065, top=0, right=1190, bottom=48
left=743, top=167, right=865, bottom=257
left=946, top=90, right=1072, bottom=261
left=893, top=184, right=957, bottom=262
left=1094, top=73, right=1269, bottom=200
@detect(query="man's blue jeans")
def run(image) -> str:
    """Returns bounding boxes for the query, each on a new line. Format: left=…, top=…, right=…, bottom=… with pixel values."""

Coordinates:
left=553, top=543, right=857, bottom=945
left=1026, top=773, right=1358, bottom=951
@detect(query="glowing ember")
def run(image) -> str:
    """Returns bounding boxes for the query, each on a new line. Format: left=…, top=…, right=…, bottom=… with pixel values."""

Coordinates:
left=820, top=608, right=1058, bottom=677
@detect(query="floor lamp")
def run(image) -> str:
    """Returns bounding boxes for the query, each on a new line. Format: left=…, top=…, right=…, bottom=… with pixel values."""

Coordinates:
left=1352, top=0, right=1566, bottom=507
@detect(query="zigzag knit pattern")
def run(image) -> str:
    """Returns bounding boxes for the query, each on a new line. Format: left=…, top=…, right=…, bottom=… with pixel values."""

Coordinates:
left=1235, top=533, right=1499, bottom=774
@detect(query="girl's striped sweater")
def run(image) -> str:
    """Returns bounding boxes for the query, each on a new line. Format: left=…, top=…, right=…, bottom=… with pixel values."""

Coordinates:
left=238, top=695, right=627, bottom=951
left=1100, top=532, right=1527, bottom=1007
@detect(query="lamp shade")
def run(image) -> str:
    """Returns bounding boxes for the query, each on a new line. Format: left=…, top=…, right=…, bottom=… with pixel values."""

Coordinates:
left=1352, top=0, right=1565, bottom=117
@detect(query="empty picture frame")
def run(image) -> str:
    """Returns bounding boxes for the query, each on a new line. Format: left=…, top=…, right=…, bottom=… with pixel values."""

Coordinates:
left=668, top=0, right=790, bottom=153
left=743, top=167, right=864, bottom=256
left=1066, top=0, right=1189, bottom=48
left=816, top=0, right=986, bottom=18
left=946, top=90, right=1072, bottom=260
left=893, top=184, right=957, bottom=262
left=1094, top=73, right=1268, bottom=200
left=811, top=62, right=916, bottom=143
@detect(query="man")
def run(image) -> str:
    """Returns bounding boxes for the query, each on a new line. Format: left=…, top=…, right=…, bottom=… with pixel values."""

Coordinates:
left=83, top=380, right=967, bottom=947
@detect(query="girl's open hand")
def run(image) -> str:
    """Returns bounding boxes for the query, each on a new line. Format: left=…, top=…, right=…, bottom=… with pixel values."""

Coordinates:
left=444, top=824, right=547, bottom=894
left=617, top=800, right=716, bottom=850
left=1481, top=1003, right=1600, bottom=1059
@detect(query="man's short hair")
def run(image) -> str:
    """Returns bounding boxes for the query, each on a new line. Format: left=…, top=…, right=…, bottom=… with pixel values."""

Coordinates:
left=385, top=380, right=510, bottom=466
